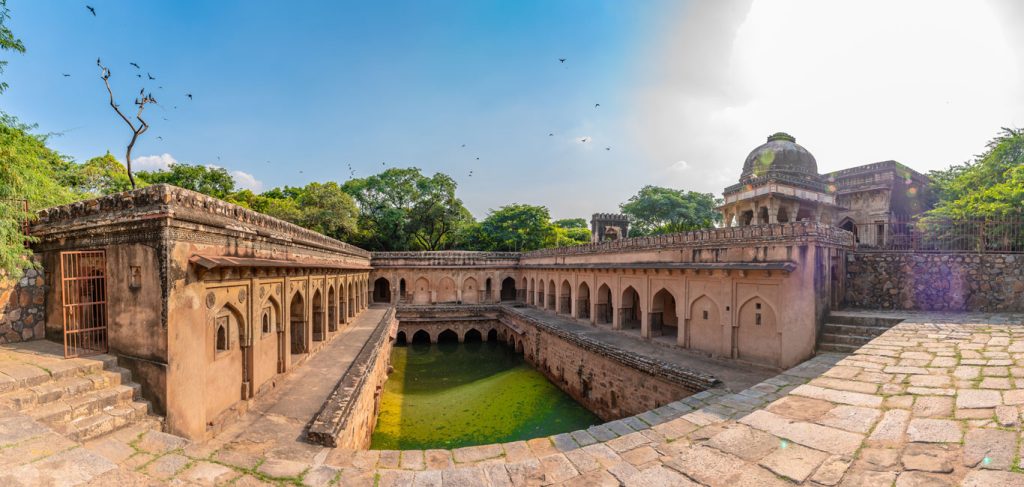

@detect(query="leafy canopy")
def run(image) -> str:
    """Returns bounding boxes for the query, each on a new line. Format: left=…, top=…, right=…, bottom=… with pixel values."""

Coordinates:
left=137, top=163, right=236, bottom=199
left=619, top=185, right=720, bottom=236
left=924, top=128, right=1024, bottom=221
left=343, top=168, right=473, bottom=251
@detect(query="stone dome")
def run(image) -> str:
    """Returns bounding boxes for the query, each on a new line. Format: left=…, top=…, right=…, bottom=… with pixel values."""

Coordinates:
left=740, top=132, right=820, bottom=184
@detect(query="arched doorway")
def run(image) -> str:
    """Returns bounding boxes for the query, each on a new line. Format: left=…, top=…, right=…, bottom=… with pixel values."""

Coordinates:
left=839, top=218, right=858, bottom=243
left=651, top=289, right=678, bottom=340
left=485, top=278, right=493, bottom=302
left=547, top=280, right=556, bottom=310
left=777, top=206, right=790, bottom=223
left=373, top=278, right=392, bottom=303
left=464, top=329, right=482, bottom=343
left=487, top=329, right=498, bottom=342
left=438, top=329, right=458, bottom=343
left=596, top=284, right=612, bottom=324
left=620, top=286, right=640, bottom=329
left=688, top=295, right=721, bottom=356
left=500, top=277, right=517, bottom=302
left=289, top=292, right=306, bottom=355
left=462, top=277, right=479, bottom=304
left=577, top=282, right=591, bottom=320
left=520, top=277, right=527, bottom=302
left=559, top=280, right=572, bottom=315
left=208, top=304, right=246, bottom=417
left=395, top=331, right=407, bottom=346
left=537, top=280, right=545, bottom=308
left=412, top=330, right=430, bottom=344
left=437, top=277, right=457, bottom=303
left=311, top=289, right=324, bottom=342
left=327, top=286, right=337, bottom=333
left=737, top=298, right=779, bottom=366
left=399, top=278, right=407, bottom=302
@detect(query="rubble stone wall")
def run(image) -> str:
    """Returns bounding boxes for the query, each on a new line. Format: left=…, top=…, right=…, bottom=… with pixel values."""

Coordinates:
left=0, top=268, right=46, bottom=344
left=845, top=252, right=1024, bottom=311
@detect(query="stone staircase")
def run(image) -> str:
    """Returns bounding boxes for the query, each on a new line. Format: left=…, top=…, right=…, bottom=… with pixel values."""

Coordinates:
left=0, top=346, right=162, bottom=443
left=817, top=311, right=904, bottom=353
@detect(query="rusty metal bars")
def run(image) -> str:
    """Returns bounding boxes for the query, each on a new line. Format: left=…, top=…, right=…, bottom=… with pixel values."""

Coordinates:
left=60, top=250, right=108, bottom=358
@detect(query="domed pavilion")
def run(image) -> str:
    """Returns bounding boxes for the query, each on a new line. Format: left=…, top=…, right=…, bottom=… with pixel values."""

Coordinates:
left=720, top=132, right=839, bottom=227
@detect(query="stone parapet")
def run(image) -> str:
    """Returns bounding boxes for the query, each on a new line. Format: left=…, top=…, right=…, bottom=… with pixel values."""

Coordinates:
left=371, top=251, right=521, bottom=268
left=31, top=184, right=370, bottom=259
left=523, top=222, right=853, bottom=259
left=307, top=306, right=397, bottom=448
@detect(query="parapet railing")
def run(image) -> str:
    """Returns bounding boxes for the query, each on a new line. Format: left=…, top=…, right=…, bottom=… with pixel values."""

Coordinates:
left=523, top=222, right=854, bottom=258
left=371, top=251, right=521, bottom=266
left=31, top=184, right=371, bottom=258
left=852, top=218, right=1024, bottom=254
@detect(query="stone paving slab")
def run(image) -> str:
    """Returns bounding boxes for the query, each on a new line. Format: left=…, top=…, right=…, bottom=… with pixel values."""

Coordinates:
left=4, top=310, right=1024, bottom=486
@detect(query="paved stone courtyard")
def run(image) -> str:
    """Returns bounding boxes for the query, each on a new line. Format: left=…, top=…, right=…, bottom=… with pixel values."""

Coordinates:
left=1, top=311, right=1024, bottom=486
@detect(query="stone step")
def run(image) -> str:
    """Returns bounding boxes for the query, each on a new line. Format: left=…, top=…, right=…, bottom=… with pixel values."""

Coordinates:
left=60, top=401, right=153, bottom=443
left=817, top=342, right=861, bottom=354
left=819, top=333, right=875, bottom=347
left=826, top=312, right=903, bottom=328
left=27, top=384, right=137, bottom=427
left=822, top=323, right=891, bottom=337
left=0, top=370, right=125, bottom=411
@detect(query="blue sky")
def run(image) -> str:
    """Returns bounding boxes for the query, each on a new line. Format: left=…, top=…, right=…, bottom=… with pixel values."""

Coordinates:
left=4, top=1, right=1023, bottom=219
left=3, top=0, right=670, bottom=219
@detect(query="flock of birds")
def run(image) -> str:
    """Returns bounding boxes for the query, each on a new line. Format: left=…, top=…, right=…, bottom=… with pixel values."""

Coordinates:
left=74, top=4, right=611, bottom=181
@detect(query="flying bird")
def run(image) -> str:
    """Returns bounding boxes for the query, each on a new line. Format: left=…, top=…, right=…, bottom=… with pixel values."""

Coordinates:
left=136, top=74, right=142, bottom=78
left=86, top=5, right=95, bottom=16
left=62, top=73, right=71, bottom=77
left=162, top=117, right=168, bottom=121
left=605, top=147, right=611, bottom=151
left=130, top=62, right=140, bottom=69
left=558, top=58, right=566, bottom=63
left=461, top=144, right=466, bottom=148
left=475, top=157, right=480, bottom=160
left=548, top=133, right=554, bottom=136
left=594, top=103, right=600, bottom=108
left=96, top=57, right=101, bottom=66
left=148, top=73, right=155, bottom=80
left=186, top=93, right=192, bottom=100
left=157, top=136, right=163, bottom=140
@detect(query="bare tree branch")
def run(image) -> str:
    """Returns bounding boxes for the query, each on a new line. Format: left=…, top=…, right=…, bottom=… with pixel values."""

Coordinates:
left=98, top=61, right=154, bottom=190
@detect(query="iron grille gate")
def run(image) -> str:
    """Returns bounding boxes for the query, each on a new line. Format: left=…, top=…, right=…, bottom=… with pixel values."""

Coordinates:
left=60, top=250, right=109, bottom=358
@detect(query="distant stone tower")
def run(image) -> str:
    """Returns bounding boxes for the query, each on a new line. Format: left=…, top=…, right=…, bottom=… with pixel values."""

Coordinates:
left=590, top=213, right=630, bottom=243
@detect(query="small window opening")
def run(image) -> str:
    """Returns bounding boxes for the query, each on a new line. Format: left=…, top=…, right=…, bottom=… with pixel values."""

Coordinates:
left=702, top=309, right=709, bottom=320
left=262, top=310, right=271, bottom=335
left=216, top=318, right=229, bottom=351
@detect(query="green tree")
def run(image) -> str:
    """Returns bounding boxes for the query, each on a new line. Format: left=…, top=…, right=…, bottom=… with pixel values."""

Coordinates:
left=553, top=218, right=587, bottom=229
left=137, top=163, right=236, bottom=198
left=925, top=128, right=1024, bottom=220
left=343, top=168, right=473, bottom=251
left=464, top=204, right=557, bottom=251
left=620, top=186, right=720, bottom=236
left=0, top=114, right=76, bottom=278
left=0, top=0, right=25, bottom=94
left=72, top=152, right=134, bottom=196
left=295, top=182, right=359, bottom=240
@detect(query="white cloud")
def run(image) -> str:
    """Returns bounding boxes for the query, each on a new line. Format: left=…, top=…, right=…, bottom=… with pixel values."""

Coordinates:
left=231, top=170, right=264, bottom=192
left=630, top=0, right=1024, bottom=194
left=132, top=153, right=177, bottom=171
left=669, top=160, right=690, bottom=172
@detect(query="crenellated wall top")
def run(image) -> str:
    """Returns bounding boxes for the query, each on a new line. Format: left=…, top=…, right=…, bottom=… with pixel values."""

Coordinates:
left=31, top=184, right=371, bottom=258
left=522, top=221, right=854, bottom=258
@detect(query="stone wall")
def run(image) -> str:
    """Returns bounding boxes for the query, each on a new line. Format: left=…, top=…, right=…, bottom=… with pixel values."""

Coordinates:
left=845, top=252, right=1024, bottom=312
left=502, top=307, right=712, bottom=421
left=308, top=307, right=397, bottom=448
left=0, top=268, right=46, bottom=344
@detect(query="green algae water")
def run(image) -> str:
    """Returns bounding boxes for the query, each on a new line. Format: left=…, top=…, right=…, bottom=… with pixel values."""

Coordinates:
left=370, top=339, right=600, bottom=450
